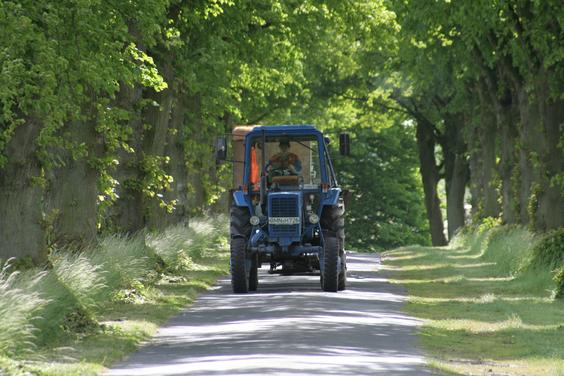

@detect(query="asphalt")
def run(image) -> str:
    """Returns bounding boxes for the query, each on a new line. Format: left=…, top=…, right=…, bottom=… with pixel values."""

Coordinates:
left=106, top=252, right=434, bottom=376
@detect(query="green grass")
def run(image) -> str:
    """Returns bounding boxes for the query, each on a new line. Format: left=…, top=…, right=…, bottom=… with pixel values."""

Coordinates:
left=0, top=262, right=47, bottom=357
left=382, top=226, right=564, bottom=376
left=0, top=216, right=229, bottom=376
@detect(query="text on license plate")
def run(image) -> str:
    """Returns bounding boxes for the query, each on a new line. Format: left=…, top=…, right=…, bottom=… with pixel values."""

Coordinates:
left=269, top=217, right=300, bottom=225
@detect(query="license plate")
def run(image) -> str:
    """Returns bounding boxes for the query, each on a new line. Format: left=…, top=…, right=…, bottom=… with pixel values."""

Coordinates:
left=269, top=217, right=300, bottom=225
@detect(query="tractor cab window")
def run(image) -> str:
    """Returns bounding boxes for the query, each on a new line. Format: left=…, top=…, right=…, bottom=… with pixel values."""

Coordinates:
left=250, top=135, right=323, bottom=189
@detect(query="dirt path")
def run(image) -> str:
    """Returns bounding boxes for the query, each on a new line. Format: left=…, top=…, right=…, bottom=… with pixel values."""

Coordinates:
left=106, top=252, right=433, bottom=376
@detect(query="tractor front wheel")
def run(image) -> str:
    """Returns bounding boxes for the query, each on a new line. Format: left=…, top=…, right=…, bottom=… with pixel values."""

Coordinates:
left=322, top=235, right=339, bottom=292
left=231, top=237, right=248, bottom=293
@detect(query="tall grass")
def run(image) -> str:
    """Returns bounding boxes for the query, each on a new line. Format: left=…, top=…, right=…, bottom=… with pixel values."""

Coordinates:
left=147, top=215, right=228, bottom=272
left=0, top=216, right=229, bottom=356
left=92, top=233, right=151, bottom=291
left=0, top=262, right=46, bottom=356
left=50, top=250, right=107, bottom=312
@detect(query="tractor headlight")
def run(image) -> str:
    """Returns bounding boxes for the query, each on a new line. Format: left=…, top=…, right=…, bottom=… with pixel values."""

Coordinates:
left=250, top=216, right=260, bottom=226
left=308, top=213, right=319, bottom=224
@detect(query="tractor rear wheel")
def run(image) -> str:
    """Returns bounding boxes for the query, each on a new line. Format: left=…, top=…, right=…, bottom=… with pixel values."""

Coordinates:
left=231, top=237, right=248, bottom=293
left=322, top=235, right=339, bottom=292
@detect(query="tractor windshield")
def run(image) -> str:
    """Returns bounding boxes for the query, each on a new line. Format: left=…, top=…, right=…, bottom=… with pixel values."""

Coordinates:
left=249, top=135, right=323, bottom=189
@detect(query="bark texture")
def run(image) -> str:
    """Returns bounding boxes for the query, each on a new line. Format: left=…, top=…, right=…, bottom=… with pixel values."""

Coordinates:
left=46, top=118, right=99, bottom=248
left=111, top=84, right=145, bottom=233
left=143, top=83, right=174, bottom=230
left=163, top=96, right=189, bottom=227
left=0, top=119, right=45, bottom=262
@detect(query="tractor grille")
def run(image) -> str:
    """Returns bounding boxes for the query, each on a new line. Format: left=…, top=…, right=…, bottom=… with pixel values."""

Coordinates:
left=269, top=194, right=301, bottom=238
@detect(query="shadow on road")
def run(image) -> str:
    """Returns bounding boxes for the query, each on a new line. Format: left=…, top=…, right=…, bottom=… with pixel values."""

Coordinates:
left=107, top=253, right=434, bottom=376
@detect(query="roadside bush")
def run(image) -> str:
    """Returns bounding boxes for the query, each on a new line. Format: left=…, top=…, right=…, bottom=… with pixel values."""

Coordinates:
left=0, top=262, right=46, bottom=356
left=554, top=267, right=564, bottom=299
left=528, top=228, right=564, bottom=269
left=527, top=228, right=564, bottom=299
left=481, top=226, right=536, bottom=276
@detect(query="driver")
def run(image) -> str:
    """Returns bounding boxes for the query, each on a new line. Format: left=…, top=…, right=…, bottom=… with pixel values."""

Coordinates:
left=268, top=139, right=302, bottom=182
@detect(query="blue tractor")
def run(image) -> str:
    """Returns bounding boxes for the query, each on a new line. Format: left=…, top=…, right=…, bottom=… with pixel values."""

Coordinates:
left=216, top=125, right=350, bottom=293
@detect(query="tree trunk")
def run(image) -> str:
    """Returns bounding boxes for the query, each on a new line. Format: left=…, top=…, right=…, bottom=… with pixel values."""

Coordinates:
left=498, top=102, right=519, bottom=224
left=481, top=62, right=519, bottom=224
left=443, top=115, right=469, bottom=239
left=143, top=83, right=174, bottom=230
left=162, top=96, right=189, bottom=227
left=477, top=95, right=500, bottom=219
left=45, top=117, right=99, bottom=248
left=467, top=136, right=482, bottom=220
left=536, top=88, right=564, bottom=230
left=0, top=118, right=45, bottom=262
left=516, top=85, right=544, bottom=228
left=111, top=84, right=145, bottom=233
left=416, top=120, right=447, bottom=246
left=185, top=94, right=207, bottom=216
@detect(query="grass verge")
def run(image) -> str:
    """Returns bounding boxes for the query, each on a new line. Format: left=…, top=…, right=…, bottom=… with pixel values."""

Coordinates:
left=0, top=216, right=229, bottom=376
left=382, top=225, right=564, bottom=376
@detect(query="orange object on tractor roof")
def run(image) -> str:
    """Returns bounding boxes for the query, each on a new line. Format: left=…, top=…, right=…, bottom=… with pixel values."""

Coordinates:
left=250, top=146, right=259, bottom=189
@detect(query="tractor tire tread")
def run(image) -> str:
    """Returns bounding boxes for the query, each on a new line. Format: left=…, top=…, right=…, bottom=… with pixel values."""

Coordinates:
left=322, top=235, right=339, bottom=292
left=231, top=237, right=248, bottom=293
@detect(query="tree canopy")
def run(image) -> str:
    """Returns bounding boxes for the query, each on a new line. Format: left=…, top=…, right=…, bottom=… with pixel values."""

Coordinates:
left=0, top=0, right=562, bottom=260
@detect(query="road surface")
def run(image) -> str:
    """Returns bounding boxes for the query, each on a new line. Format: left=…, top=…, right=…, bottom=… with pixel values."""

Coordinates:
left=107, top=252, right=433, bottom=376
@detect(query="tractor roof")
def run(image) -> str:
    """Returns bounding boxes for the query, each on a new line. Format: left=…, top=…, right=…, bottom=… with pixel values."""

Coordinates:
left=246, top=124, right=320, bottom=138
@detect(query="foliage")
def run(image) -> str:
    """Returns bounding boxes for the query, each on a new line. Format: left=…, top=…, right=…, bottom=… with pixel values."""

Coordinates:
left=529, top=228, right=564, bottom=270
left=477, top=217, right=503, bottom=234
left=554, top=267, right=564, bottom=299
left=481, top=226, right=536, bottom=276
left=333, top=124, right=430, bottom=251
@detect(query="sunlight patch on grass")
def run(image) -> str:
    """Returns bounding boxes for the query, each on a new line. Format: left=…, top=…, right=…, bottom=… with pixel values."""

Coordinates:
left=430, top=314, right=563, bottom=333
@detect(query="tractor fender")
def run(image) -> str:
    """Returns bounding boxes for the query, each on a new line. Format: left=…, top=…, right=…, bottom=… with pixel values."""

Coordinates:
left=232, top=190, right=253, bottom=211
left=320, top=188, right=341, bottom=207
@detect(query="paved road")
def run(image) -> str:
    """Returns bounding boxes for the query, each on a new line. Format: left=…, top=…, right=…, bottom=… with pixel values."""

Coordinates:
left=107, top=252, right=433, bottom=376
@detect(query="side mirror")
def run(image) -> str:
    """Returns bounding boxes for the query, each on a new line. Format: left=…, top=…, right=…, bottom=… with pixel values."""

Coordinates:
left=324, top=136, right=331, bottom=145
left=215, top=136, right=227, bottom=162
left=339, top=133, right=350, bottom=156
